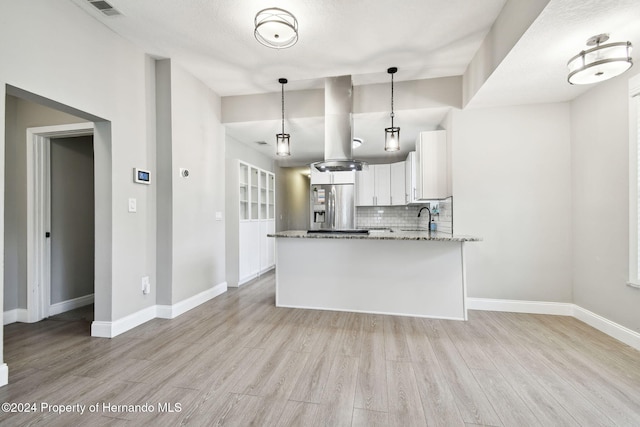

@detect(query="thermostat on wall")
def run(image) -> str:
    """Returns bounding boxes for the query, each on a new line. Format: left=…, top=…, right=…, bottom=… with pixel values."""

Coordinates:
left=134, top=168, right=151, bottom=185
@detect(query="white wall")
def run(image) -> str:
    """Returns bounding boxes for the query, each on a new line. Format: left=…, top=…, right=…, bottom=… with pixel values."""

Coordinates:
left=1, top=0, right=225, bottom=339
left=451, top=103, right=572, bottom=302
left=571, top=67, right=640, bottom=334
left=169, top=62, right=226, bottom=303
left=1, top=0, right=156, bottom=323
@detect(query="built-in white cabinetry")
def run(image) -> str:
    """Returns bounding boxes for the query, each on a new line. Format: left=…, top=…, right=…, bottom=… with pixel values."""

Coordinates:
left=407, top=130, right=451, bottom=202
left=238, top=161, right=275, bottom=285
left=310, top=168, right=356, bottom=184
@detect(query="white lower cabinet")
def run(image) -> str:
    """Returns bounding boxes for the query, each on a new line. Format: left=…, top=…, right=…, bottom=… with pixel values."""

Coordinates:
left=239, top=222, right=260, bottom=282
left=239, top=220, right=275, bottom=284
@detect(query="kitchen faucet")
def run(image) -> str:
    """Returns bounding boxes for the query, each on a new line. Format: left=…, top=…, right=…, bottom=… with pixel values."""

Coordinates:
left=417, top=206, right=431, bottom=229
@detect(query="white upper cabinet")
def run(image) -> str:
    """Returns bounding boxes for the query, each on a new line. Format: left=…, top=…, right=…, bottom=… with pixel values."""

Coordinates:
left=356, top=164, right=392, bottom=206
left=390, top=161, right=405, bottom=206
left=310, top=169, right=356, bottom=184
left=374, top=164, right=391, bottom=206
left=405, top=151, right=417, bottom=204
left=356, top=167, right=375, bottom=206
left=412, top=130, right=451, bottom=201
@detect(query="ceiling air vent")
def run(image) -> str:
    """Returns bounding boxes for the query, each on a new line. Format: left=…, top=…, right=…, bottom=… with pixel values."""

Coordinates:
left=255, top=141, right=268, bottom=146
left=87, top=0, right=122, bottom=16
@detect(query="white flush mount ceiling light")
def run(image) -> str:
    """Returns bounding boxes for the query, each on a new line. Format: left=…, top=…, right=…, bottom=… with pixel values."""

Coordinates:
left=385, top=67, right=400, bottom=152
left=567, top=34, right=633, bottom=85
left=254, top=8, right=298, bottom=49
left=276, top=78, right=291, bottom=157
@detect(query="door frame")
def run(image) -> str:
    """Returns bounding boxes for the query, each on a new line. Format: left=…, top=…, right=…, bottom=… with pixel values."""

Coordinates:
left=26, top=122, right=94, bottom=322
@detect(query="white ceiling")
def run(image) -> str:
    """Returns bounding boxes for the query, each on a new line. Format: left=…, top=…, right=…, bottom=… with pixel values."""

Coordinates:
left=468, top=0, right=640, bottom=108
left=71, top=0, right=640, bottom=163
left=72, top=0, right=507, bottom=95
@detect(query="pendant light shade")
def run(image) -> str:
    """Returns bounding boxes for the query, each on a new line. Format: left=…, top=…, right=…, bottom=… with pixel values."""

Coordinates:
left=385, top=67, right=400, bottom=152
left=567, top=34, right=633, bottom=85
left=254, top=8, right=298, bottom=49
left=276, top=78, right=291, bottom=157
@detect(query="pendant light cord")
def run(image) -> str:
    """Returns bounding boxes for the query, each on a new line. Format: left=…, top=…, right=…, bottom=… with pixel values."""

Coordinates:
left=281, top=83, right=285, bottom=135
left=390, top=72, right=395, bottom=128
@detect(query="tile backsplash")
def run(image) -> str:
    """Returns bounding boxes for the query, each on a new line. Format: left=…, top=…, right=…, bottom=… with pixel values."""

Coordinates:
left=356, top=198, right=453, bottom=233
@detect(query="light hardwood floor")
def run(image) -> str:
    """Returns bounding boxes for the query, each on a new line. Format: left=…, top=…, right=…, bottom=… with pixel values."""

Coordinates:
left=2, top=270, right=640, bottom=426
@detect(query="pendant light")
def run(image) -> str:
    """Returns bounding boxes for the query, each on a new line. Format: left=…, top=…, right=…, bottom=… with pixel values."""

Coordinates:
left=254, top=8, right=299, bottom=49
left=567, top=34, right=633, bottom=85
left=276, top=78, right=291, bottom=157
left=385, top=67, right=400, bottom=152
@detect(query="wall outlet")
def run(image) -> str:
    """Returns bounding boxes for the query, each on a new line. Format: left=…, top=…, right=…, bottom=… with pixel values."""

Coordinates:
left=128, top=198, right=137, bottom=213
left=142, top=276, right=150, bottom=295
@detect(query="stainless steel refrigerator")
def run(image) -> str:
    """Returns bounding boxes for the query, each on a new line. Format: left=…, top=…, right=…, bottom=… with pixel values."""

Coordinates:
left=309, top=184, right=356, bottom=231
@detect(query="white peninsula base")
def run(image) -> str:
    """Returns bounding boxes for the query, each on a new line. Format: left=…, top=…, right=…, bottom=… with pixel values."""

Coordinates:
left=274, top=236, right=470, bottom=320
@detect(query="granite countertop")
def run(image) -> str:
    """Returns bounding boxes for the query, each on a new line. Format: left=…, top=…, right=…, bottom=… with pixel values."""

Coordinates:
left=267, top=229, right=481, bottom=242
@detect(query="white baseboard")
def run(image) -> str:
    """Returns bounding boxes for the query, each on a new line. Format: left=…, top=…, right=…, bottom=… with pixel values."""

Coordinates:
left=91, top=305, right=157, bottom=338
left=236, top=267, right=275, bottom=287
left=49, top=294, right=94, bottom=316
left=573, top=305, right=640, bottom=351
left=157, top=282, right=227, bottom=319
left=91, top=281, right=227, bottom=338
left=467, top=298, right=574, bottom=316
left=277, top=303, right=465, bottom=321
left=0, top=363, right=8, bottom=387
left=468, top=297, right=640, bottom=351
left=3, top=309, right=29, bottom=325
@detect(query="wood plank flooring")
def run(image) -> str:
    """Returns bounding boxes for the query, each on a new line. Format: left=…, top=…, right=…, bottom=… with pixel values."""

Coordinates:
left=2, top=270, right=640, bottom=426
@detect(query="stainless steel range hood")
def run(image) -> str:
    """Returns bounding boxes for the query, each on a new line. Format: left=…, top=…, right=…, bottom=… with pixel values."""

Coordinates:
left=311, top=75, right=368, bottom=172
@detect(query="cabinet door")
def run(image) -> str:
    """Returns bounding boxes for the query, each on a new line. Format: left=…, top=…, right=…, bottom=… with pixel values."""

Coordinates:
left=374, top=164, right=391, bottom=206
left=356, top=168, right=375, bottom=206
left=259, top=170, right=267, bottom=219
left=266, top=220, right=275, bottom=267
left=239, top=162, right=250, bottom=220
left=259, top=220, right=269, bottom=273
left=310, top=168, right=332, bottom=184
left=390, top=161, right=405, bottom=206
left=267, top=173, right=275, bottom=219
left=416, top=130, right=450, bottom=200
left=405, top=152, right=417, bottom=204
left=240, top=221, right=260, bottom=282
left=250, top=167, right=259, bottom=219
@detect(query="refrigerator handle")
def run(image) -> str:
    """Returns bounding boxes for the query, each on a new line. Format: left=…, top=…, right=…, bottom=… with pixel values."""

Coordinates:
left=331, top=187, right=336, bottom=228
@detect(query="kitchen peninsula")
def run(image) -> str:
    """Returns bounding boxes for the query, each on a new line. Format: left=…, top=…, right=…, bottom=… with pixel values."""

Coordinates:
left=268, top=230, right=480, bottom=320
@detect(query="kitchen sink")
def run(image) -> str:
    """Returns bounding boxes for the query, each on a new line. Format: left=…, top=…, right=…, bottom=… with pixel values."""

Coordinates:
left=399, top=228, right=429, bottom=232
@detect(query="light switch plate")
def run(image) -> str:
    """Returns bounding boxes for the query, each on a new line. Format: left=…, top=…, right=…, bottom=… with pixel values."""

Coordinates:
left=215, top=212, right=223, bottom=221
left=128, top=198, right=137, bottom=213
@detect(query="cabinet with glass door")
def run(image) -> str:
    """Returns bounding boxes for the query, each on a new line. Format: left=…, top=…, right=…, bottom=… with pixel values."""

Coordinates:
left=237, top=162, right=276, bottom=286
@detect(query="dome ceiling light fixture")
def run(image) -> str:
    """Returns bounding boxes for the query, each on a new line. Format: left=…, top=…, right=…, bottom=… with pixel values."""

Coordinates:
left=254, top=7, right=299, bottom=49
left=567, top=33, right=633, bottom=85
left=276, top=78, right=291, bottom=157
left=384, top=67, right=400, bottom=152
left=352, top=138, right=363, bottom=149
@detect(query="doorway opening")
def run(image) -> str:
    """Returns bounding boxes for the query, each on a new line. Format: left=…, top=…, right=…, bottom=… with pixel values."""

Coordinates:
left=3, top=85, right=112, bottom=339
left=27, top=124, right=95, bottom=324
